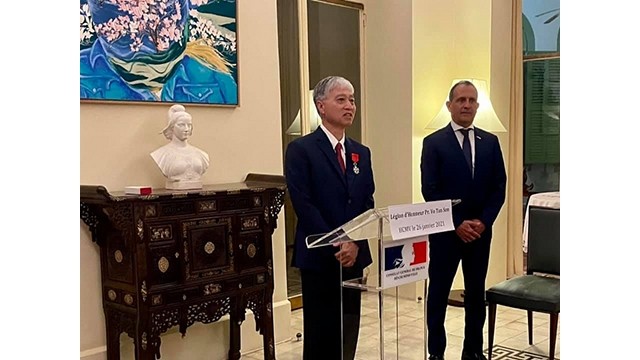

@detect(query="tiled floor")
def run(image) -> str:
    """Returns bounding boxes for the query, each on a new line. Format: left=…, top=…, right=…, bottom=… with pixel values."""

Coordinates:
left=243, top=291, right=559, bottom=359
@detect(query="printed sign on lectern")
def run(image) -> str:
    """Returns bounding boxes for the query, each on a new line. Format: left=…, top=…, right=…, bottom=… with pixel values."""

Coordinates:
left=381, top=200, right=454, bottom=289
left=381, top=236, right=429, bottom=288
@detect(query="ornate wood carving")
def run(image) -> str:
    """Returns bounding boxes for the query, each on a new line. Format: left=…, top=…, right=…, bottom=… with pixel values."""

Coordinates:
left=186, top=297, right=232, bottom=329
left=80, top=174, right=284, bottom=360
left=245, top=290, right=266, bottom=334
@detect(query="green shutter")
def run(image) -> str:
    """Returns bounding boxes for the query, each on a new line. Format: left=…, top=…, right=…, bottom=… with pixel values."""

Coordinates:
left=524, top=58, right=560, bottom=164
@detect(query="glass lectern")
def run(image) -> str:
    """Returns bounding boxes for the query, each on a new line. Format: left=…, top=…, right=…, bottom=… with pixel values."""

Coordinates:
left=306, top=201, right=459, bottom=359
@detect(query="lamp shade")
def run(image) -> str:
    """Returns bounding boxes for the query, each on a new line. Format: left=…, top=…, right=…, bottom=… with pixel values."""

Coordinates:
left=286, top=90, right=322, bottom=135
left=424, top=79, right=506, bottom=132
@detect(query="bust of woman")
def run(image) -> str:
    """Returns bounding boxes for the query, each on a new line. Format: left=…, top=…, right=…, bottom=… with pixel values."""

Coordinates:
left=151, top=104, right=210, bottom=190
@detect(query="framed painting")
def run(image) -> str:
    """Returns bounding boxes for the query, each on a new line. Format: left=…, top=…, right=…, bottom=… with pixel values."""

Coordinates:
left=80, top=0, right=238, bottom=106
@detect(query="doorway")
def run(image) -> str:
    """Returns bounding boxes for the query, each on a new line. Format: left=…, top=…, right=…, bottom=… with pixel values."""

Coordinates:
left=276, top=0, right=365, bottom=310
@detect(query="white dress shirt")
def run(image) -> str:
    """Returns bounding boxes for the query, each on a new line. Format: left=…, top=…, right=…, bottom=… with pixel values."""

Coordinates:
left=320, top=123, right=346, bottom=165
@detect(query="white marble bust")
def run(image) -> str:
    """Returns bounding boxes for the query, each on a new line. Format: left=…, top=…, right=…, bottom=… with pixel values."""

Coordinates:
left=151, top=104, right=210, bottom=190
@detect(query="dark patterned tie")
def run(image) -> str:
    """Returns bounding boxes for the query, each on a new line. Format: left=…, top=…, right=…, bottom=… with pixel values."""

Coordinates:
left=460, top=129, right=473, bottom=175
left=335, top=143, right=346, bottom=174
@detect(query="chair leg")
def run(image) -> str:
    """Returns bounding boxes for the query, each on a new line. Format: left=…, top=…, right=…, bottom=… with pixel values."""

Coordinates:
left=548, top=313, right=559, bottom=360
left=488, top=303, right=497, bottom=360
left=527, top=310, right=533, bottom=345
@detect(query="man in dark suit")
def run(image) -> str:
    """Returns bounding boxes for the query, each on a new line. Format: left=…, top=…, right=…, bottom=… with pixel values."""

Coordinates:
left=285, top=76, right=375, bottom=360
left=420, top=80, right=507, bottom=360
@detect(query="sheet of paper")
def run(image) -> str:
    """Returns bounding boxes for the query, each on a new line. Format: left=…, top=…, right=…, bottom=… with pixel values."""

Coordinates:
left=388, top=200, right=454, bottom=241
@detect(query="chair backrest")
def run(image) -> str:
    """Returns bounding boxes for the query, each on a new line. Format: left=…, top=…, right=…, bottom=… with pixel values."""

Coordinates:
left=527, top=206, right=560, bottom=276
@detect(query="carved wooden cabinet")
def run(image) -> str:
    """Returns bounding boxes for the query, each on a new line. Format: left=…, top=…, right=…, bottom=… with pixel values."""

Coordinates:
left=80, top=174, right=285, bottom=360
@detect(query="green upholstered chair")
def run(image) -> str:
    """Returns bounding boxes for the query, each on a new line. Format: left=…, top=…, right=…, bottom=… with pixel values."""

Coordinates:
left=486, top=206, right=560, bottom=360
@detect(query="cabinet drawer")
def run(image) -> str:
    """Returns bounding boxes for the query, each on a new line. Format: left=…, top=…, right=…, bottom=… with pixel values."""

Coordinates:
left=236, top=231, right=267, bottom=271
left=147, top=244, right=181, bottom=287
left=181, top=216, right=234, bottom=281
left=218, top=194, right=264, bottom=212
left=160, top=287, right=203, bottom=305
left=149, top=272, right=268, bottom=307
left=146, top=223, right=175, bottom=243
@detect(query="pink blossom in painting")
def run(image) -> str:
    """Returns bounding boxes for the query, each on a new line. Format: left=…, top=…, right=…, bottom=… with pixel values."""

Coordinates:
left=94, top=0, right=185, bottom=53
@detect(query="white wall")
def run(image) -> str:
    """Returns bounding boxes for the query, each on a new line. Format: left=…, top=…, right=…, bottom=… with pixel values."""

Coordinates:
left=413, top=0, right=512, bottom=290
left=359, top=0, right=415, bottom=299
left=412, top=0, right=512, bottom=291
left=79, top=1, right=292, bottom=359
left=360, top=0, right=414, bottom=207
left=360, top=0, right=513, bottom=298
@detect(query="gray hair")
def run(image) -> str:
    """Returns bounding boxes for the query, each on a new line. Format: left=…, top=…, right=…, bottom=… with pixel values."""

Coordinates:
left=448, top=80, right=477, bottom=101
left=312, top=76, right=354, bottom=106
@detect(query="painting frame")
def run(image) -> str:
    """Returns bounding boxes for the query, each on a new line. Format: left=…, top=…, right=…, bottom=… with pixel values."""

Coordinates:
left=80, top=0, right=239, bottom=107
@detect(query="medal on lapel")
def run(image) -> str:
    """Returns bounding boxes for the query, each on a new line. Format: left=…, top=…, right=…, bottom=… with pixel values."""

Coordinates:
left=351, top=153, right=360, bottom=174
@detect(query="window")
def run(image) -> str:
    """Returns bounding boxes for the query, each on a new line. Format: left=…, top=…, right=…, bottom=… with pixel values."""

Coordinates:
left=522, top=0, right=560, bottom=197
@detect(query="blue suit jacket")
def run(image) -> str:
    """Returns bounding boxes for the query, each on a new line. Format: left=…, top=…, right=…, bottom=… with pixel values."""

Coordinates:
left=420, top=125, right=506, bottom=240
left=285, top=128, right=375, bottom=271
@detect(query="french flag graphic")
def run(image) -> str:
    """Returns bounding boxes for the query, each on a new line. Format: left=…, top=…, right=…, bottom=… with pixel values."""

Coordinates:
left=411, top=241, right=428, bottom=265
left=384, top=240, right=428, bottom=270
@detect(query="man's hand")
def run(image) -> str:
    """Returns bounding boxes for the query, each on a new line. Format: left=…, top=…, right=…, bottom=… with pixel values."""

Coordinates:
left=456, top=220, right=482, bottom=243
left=334, top=241, right=359, bottom=267
left=470, top=219, right=485, bottom=235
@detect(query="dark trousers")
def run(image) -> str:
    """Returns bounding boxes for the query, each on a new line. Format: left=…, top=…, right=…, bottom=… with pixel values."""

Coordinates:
left=300, top=266, right=363, bottom=360
left=427, top=233, right=491, bottom=356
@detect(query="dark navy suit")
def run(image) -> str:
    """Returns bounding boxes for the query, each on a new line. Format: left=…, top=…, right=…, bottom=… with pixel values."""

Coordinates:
left=420, top=124, right=506, bottom=356
left=285, top=127, right=374, bottom=360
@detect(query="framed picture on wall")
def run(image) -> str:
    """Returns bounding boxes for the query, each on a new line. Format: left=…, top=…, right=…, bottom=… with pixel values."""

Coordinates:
left=80, top=0, right=238, bottom=106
